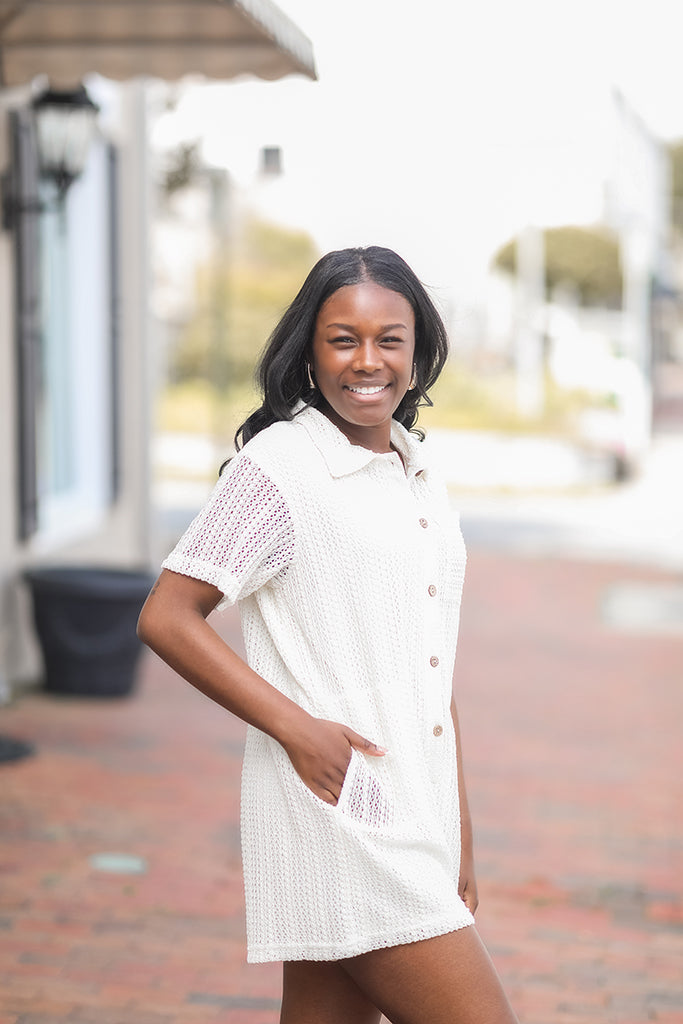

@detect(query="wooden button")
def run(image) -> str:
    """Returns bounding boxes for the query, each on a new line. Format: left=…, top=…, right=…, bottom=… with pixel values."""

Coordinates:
left=430, top=656, right=439, bottom=668
left=419, top=517, right=428, bottom=528
left=428, top=584, right=437, bottom=597
left=433, top=724, right=443, bottom=737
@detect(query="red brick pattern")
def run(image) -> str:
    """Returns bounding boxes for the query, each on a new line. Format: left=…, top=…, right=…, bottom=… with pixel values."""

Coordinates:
left=1, top=551, right=682, bottom=1022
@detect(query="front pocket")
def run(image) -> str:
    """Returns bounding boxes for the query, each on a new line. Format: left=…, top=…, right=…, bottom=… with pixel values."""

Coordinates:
left=285, top=747, right=395, bottom=831
left=334, top=748, right=394, bottom=830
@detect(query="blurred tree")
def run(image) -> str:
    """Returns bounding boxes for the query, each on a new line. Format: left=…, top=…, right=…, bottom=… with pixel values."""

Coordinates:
left=493, top=225, right=622, bottom=307
left=669, top=140, right=683, bottom=236
left=170, top=216, right=318, bottom=392
left=161, top=141, right=201, bottom=196
left=227, top=218, right=319, bottom=386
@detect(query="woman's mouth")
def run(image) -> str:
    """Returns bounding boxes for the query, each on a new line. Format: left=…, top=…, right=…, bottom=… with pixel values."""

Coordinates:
left=343, top=384, right=390, bottom=396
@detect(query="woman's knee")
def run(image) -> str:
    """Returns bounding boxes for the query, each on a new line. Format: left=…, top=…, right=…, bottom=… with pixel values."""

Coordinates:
left=280, top=959, right=382, bottom=1024
left=342, top=927, right=518, bottom=1024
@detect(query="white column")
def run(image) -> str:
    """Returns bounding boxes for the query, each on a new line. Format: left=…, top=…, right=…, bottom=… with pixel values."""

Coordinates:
left=515, top=223, right=545, bottom=417
left=118, top=79, right=154, bottom=566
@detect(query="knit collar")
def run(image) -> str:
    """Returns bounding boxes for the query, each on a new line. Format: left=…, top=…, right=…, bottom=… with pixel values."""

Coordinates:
left=292, top=403, right=429, bottom=480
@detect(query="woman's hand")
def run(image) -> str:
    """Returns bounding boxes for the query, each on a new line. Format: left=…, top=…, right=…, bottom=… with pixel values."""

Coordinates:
left=283, top=717, right=387, bottom=805
left=450, top=695, right=478, bottom=915
left=458, top=827, right=479, bottom=915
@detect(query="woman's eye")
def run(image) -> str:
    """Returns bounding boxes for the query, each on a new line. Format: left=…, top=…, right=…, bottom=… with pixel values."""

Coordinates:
left=332, top=336, right=355, bottom=346
left=381, top=336, right=403, bottom=346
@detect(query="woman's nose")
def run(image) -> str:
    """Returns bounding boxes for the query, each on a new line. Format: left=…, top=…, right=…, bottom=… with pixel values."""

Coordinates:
left=352, top=342, right=382, bottom=371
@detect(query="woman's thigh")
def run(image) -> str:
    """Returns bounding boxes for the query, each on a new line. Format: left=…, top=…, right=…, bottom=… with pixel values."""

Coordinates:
left=341, top=926, right=518, bottom=1024
left=281, top=959, right=383, bottom=1024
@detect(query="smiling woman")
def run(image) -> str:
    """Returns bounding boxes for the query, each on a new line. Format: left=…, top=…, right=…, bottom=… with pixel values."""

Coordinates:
left=233, top=246, right=449, bottom=450
left=137, top=246, right=518, bottom=1024
left=310, top=281, right=416, bottom=452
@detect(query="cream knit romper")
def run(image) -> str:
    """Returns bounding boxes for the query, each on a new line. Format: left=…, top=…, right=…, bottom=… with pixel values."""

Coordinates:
left=163, top=404, right=475, bottom=962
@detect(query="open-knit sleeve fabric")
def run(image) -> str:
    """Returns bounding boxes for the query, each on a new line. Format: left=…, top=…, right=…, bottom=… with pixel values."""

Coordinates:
left=161, top=454, right=295, bottom=608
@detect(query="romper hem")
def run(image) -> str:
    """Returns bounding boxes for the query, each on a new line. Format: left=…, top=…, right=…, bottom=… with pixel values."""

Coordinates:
left=246, top=910, right=475, bottom=963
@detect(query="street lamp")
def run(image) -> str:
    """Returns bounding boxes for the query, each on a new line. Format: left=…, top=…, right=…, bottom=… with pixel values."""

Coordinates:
left=32, top=84, right=100, bottom=195
left=2, top=83, right=100, bottom=229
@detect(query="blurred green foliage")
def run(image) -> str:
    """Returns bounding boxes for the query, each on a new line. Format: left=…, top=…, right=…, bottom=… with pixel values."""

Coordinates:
left=169, top=216, right=319, bottom=393
left=159, top=360, right=601, bottom=446
left=162, top=141, right=201, bottom=195
left=160, top=215, right=606, bottom=450
left=419, top=360, right=602, bottom=436
left=493, top=225, right=622, bottom=306
left=157, top=378, right=260, bottom=455
left=670, top=139, right=683, bottom=236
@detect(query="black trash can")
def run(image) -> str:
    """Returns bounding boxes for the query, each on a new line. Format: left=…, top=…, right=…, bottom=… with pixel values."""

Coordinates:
left=24, top=566, right=155, bottom=697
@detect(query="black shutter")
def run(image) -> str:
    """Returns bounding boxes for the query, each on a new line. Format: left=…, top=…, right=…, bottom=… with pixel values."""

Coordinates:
left=10, top=109, right=42, bottom=541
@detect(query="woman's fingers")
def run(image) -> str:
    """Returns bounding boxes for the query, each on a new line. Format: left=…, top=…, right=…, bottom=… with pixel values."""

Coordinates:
left=458, top=856, right=479, bottom=915
left=285, top=719, right=386, bottom=803
left=314, top=728, right=387, bottom=804
left=313, top=758, right=350, bottom=804
left=345, top=728, right=388, bottom=757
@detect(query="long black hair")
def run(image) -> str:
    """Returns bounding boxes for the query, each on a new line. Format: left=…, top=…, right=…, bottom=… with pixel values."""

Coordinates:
left=234, top=245, right=449, bottom=449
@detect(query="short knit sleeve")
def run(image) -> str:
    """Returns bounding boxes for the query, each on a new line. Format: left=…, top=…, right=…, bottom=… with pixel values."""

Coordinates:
left=161, top=454, right=295, bottom=608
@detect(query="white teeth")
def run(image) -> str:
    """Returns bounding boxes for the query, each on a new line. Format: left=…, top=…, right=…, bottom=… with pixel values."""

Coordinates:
left=347, top=385, right=388, bottom=395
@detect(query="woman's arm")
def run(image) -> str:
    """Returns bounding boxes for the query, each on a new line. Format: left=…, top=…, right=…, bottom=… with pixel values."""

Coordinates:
left=450, top=694, right=479, bottom=915
left=137, top=569, right=384, bottom=803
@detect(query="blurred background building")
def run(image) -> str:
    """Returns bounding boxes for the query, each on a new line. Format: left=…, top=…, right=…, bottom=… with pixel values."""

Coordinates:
left=0, top=0, right=316, bottom=698
left=1, top=0, right=683, bottom=699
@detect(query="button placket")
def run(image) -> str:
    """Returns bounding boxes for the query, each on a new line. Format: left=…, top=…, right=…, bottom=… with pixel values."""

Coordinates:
left=416, top=499, right=446, bottom=746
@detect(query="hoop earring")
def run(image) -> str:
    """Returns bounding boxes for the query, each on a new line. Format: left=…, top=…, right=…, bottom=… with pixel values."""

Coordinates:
left=306, top=363, right=316, bottom=390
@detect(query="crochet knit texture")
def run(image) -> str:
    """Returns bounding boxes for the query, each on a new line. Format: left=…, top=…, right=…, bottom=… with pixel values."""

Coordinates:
left=162, top=404, right=474, bottom=962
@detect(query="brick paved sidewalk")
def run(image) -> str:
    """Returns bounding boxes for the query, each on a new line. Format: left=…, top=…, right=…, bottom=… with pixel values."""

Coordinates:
left=1, top=550, right=682, bottom=1024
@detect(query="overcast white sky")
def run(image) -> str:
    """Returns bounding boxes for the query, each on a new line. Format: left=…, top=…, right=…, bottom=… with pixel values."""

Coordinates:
left=152, top=0, right=683, bottom=303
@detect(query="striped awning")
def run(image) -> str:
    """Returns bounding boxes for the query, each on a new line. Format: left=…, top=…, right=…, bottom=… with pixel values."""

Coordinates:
left=0, top=0, right=316, bottom=88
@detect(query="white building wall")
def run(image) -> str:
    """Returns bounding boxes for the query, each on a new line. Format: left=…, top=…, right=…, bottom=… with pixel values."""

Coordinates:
left=0, top=81, right=153, bottom=692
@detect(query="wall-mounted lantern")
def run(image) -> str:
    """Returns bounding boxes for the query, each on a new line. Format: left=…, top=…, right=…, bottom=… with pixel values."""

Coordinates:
left=2, top=83, right=100, bottom=230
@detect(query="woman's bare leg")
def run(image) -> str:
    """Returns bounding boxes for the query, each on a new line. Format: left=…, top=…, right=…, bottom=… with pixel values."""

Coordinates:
left=341, top=926, right=518, bottom=1024
left=281, top=959, right=382, bottom=1024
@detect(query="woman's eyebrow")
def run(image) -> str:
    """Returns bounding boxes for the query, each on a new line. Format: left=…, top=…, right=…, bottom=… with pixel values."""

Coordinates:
left=325, top=322, right=408, bottom=331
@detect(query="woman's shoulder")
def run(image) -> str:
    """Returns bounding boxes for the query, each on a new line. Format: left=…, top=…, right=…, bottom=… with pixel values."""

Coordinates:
left=231, top=413, right=318, bottom=487
left=237, top=414, right=308, bottom=460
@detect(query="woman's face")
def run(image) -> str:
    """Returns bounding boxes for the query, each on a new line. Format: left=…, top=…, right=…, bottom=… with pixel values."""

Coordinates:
left=310, top=281, right=416, bottom=452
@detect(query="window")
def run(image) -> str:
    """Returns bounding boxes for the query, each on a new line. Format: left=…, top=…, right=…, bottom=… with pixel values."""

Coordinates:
left=11, top=108, right=118, bottom=544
